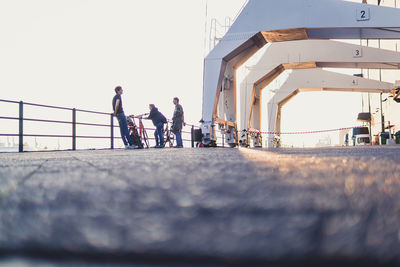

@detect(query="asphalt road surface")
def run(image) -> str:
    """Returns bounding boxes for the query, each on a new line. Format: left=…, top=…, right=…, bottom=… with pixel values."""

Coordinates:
left=1, top=146, right=400, bottom=266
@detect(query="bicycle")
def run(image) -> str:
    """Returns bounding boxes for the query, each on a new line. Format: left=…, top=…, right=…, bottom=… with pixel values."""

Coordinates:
left=164, top=121, right=175, bottom=148
left=128, top=114, right=150, bottom=149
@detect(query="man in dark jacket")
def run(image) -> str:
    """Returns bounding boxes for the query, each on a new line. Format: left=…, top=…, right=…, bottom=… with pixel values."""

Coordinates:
left=147, top=104, right=167, bottom=148
left=172, top=97, right=184, bottom=148
left=112, top=86, right=135, bottom=149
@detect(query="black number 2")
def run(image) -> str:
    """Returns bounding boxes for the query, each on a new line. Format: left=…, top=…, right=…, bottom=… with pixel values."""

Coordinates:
left=360, top=10, right=366, bottom=19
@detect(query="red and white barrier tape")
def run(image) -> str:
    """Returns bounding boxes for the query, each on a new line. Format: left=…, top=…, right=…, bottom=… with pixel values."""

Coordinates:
left=238, top=125, right=368, bottom=135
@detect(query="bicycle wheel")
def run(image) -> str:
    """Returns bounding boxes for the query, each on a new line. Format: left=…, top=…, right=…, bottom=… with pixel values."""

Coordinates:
left=142, top=128, right=150, bottom=149
left=168, top=130, right=174, bottom=147
left=163, top=124, right=173, bottom=147
left=164, top=128, right=174, bottom=147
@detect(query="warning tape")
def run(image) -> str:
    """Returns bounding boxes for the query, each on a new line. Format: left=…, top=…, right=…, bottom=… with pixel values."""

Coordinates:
left=238, top=125, right=368, bottom=135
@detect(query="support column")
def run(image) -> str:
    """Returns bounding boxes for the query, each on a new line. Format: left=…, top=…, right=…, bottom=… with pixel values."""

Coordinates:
left=18, top=101, right=23, bottom=153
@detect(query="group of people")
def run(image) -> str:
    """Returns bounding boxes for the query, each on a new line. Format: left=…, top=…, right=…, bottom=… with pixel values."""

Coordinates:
left=112, top=86, right=184, bottom=149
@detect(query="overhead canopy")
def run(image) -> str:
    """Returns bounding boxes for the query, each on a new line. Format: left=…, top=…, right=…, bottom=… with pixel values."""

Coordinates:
left=208, top=0, right=400, bottom=61
left=265, top=68, right=393, bottom=145
left=239, top=39, right=400, bottom=131
left=202, top=0, right=400, bottom=133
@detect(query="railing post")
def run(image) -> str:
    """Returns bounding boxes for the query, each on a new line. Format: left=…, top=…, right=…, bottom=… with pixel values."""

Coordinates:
left=191, top=125, right=195, bottom=148
left=72, top=108, right=76, bottom=150
left=19, top=101, right=23, bottom=152
left=110, top=114, right=114, bottom=149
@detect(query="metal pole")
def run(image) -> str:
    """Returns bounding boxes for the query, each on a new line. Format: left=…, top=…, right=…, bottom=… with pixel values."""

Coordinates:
left=72, top=108, right=76, bottom=150
left=19, top=101, right=23, bottom=153
left=191, top=125, right=195, bottom=148
left=380, top=93, right=385, bottom=133
left=110, top=114, right=114, bottom=149
left=222, top=131, right=225, bottom=148
left=368, top=92, right=372, bottom=137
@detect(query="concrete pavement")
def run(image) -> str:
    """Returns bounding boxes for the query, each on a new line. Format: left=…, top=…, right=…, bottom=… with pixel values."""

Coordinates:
left=0, top=146, right=400, bottom=266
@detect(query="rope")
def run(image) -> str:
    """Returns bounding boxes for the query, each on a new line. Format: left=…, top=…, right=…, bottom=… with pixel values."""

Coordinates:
left=238, top=125, right=368, bottom=136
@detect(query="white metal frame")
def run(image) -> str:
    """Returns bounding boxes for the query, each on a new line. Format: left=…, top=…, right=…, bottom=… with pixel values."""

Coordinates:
left=239, top=40, right=400, bottom=146
left=201, top=0, right=400, bottom=146
left=265, top=68, right=393, bottom=147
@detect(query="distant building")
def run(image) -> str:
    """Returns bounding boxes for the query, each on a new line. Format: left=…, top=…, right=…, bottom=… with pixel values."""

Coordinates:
left=316, top=136, right=332, bottom=148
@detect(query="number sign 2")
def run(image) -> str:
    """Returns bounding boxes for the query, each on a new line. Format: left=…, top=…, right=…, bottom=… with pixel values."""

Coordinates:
left=356, top=8, right=370, bottom=21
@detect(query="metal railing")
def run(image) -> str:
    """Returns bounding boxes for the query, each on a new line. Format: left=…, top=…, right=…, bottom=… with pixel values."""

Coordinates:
left=0, top=99, right=199, bottom=152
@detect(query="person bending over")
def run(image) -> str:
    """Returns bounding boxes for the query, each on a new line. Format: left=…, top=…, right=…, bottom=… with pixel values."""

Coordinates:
left=147, top=104, right=167, bottom=148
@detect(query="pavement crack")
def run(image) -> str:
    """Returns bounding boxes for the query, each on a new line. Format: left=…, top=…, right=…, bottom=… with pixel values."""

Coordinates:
left=0, top=159, right=49, bottom=206
left=72, top=156, right=114, bottom=175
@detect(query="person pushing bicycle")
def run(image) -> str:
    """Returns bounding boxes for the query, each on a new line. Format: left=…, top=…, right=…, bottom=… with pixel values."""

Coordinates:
left=147, top=104, right=167, bottom=148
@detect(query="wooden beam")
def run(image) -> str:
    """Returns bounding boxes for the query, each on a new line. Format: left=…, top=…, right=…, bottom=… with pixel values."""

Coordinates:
left=254, top=65, right=285, bottom=91
left=282, top=62, right=317, bottom=70
left=322, top=88, right=391, bottom=93
left=262, top=28, right=308, bottom=42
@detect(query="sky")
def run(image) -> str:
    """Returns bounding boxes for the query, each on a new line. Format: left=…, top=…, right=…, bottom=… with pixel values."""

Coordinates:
left=0, top=0, right=246, bottom=120
left=0, top=0, right=375, bottom=149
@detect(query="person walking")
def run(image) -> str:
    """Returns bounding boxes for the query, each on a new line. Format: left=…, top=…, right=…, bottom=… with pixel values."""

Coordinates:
left=147, top=104, right=167, bottom=148
left=112, top=86, right=135, bottom=149
left=172, top=97, right=184, bottom=148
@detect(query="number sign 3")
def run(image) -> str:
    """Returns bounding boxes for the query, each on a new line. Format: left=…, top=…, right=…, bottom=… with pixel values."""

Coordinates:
left=356, top=8, right=370, bottom=21
left=354, top=48, right=362, bottom=58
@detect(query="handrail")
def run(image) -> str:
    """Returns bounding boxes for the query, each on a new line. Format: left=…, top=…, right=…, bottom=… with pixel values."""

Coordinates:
left=0, top=99, right=200, bottom=152
left=75, top=108, right=112, bottom=116
left=0, top=99, right=20, bottom=104
left=0, top=116, right=120, bottom=128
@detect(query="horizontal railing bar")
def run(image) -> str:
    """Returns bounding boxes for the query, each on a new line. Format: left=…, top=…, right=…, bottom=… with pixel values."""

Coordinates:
left=24, top=117, right=72, bottom=125
left=0, top=99, right=113, bottom=116
left=23, top=101, right=73, bottom=111
left=23, top=134, right=73, bottom=138
left=76, top=122, right=116, bottom=127
left=0, top=116, right=120, bottom=128
left=75, top=109, right=111, bottom=116
left=0, top=99, right=20, bottom=104
left=76, top=136, right=116, bottom=139
left=0, top=116, right=19, bottom=121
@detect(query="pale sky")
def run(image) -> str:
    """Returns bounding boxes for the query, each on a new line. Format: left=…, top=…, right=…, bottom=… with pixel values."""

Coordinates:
left=0, top=0, right=246, bottom=122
